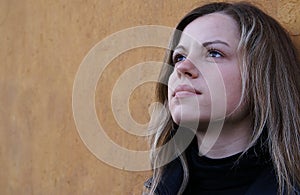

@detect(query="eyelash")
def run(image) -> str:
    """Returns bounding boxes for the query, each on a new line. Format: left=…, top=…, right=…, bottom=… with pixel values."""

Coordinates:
left=173, top=53, right=186, bottom=64
left=207, top=48, right=225, bottom=58
left=172, top=48, right=225, bottom=64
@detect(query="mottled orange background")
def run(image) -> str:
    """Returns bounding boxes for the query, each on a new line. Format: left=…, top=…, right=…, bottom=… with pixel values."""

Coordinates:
left=0, top=0, right=299, bottom=194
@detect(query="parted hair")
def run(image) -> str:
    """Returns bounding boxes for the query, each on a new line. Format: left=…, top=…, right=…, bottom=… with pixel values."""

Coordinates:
left=148, top=2, right=300, bottom=195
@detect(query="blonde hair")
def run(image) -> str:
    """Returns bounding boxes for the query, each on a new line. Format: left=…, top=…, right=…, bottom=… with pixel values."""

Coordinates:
left=148, top=2, right=300, bottom=194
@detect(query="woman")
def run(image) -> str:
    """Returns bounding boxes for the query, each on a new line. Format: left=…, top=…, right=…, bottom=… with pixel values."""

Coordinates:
left=144, top=2, right=300, bottom=195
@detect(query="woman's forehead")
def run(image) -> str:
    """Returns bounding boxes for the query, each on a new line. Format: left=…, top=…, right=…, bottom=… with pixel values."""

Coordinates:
left=179, top=13, right=240, bottom=47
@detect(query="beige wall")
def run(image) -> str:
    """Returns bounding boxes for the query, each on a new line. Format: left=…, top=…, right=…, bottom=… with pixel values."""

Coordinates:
left=0, top=0, right=299, bottom=194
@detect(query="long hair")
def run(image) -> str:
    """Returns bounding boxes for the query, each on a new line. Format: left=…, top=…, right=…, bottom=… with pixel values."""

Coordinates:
left=148, top=2, right=300, bottom=194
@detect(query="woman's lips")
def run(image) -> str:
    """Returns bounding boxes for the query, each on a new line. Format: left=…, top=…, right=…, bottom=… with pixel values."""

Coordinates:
left=173, top=85, right=201, bottom=97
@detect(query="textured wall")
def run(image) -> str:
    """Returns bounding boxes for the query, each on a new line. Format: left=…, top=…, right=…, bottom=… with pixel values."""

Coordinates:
left=0, top=0, right=299, bottom=194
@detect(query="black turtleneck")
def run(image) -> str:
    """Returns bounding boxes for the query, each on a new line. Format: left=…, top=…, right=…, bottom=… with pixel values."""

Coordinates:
left=145, top=135, right=280, bottom=195
left=183, top=139, right=274, bottom=195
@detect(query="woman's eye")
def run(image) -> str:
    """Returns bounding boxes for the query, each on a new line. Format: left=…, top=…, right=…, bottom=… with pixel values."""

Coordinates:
left=208, top=50, right=224, bottom=58
left=173, top=54, right=186, bottom=63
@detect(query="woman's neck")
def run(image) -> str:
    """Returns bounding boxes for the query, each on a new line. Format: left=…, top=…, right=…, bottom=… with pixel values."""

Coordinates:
left=196, top=115, right=252, bottom=159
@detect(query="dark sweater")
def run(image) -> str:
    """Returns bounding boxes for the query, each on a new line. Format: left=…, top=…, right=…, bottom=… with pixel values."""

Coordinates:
left=145, top=138, right=280, bottom=194
left=183, top=139, right=275, bottom=194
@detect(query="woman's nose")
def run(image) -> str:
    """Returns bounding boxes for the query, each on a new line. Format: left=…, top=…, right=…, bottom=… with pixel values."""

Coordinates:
left=175, top=59, right=199, bottom=78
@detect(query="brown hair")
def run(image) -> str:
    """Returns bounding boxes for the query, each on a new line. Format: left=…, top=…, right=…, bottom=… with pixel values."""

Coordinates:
left=148, top=2, right=300, bottom=194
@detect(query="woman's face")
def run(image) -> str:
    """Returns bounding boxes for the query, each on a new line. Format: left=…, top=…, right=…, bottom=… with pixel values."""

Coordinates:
left=168, top=13, right=248, bottom=126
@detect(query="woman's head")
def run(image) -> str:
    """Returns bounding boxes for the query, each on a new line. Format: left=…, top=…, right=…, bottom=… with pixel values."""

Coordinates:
left=168, top=12, right=247, bottom=126
left=150, top=2, right=300, bottom=194
left=158, top=2, right=299, bottom=128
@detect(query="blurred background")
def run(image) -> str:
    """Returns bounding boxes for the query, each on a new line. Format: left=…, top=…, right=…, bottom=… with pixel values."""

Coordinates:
left=0, top=0, right=299, bottom=194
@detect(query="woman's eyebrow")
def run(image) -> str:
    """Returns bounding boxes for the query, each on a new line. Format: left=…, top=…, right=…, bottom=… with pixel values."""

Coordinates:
left=202, top=40, right=230, bottom=47
left=174, top=40, right=230, bottom=52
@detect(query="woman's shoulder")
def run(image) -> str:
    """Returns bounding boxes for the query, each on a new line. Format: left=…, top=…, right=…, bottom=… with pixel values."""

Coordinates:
left=246, top=167, right=300, bottom=195
left=143, top=157, right=183, bottom=195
